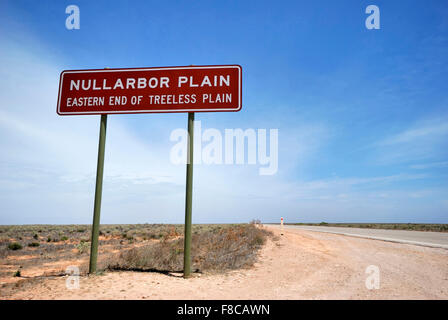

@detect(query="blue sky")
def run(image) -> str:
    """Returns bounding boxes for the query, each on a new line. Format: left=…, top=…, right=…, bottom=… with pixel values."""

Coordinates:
left=0, top=0, right=447, bottom=224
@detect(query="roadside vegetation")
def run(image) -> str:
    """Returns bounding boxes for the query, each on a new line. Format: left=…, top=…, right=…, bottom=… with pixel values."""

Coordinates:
left=0, top=223, right=272, bottom=285
left=289, top=222, right=448, bottom=232
left=106, top=223, right=271, bottom=273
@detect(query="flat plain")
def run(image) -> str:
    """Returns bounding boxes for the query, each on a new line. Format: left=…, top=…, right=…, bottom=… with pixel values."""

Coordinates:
left=1, top=224, right=447, bottom=299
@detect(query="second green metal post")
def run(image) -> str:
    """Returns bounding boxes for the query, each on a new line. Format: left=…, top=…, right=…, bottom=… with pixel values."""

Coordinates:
left=183, top=112, right=195, bottom=278
left=89, top=114, right=107, bottom=274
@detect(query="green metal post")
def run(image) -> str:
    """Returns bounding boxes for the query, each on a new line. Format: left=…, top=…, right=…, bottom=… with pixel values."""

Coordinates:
left=183, top=112, right=194, bottom=278
left=89, top=114, right=107, bottom=274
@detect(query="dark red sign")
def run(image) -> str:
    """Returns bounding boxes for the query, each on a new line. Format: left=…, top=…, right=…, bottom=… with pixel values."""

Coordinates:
left=57, top=65, right=242, bottom=115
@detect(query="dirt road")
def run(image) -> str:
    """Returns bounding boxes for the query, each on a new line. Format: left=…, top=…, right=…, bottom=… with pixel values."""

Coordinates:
left=2, top=225, right=447, bottom=299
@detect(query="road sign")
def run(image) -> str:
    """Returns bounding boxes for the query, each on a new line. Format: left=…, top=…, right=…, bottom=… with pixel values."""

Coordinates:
left=57, top=64, right=243, bottom=278
left=57, top=65, right=242, bottom=115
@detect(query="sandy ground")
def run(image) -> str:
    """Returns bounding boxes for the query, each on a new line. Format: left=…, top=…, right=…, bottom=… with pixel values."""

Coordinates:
left=1, top=225, right=447, bottom=300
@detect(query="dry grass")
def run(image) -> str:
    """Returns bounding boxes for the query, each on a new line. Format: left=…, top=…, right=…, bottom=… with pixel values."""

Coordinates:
left=106, top=224, right=272, bottom=273
left=0, top=223, right=271, bottom=284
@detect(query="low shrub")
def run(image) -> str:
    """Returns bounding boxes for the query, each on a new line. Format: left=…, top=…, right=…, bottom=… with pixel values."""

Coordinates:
left=28, top=242, right=40, bottom=247
left=76, top=240, right=90, bottom=254
left=8, top=242, right=22, bottom=250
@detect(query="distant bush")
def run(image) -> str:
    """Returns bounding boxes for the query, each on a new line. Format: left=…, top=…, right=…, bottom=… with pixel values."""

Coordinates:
left=13, top=269, right=21, bottom=277
left=33, top=234, right=38, bottom=240
left=28, top=242, right=40, bottom=247
left=251, top=234, right=265, bottom=246
left=61, top=236, right=68, bottom=241
left=8, top=242, right=22, bottom=250
left=76, top=240, right=89, bottom=254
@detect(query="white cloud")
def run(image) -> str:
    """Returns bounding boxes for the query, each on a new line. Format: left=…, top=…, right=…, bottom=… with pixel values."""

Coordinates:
left=379, top=120, right=448, bottom=146
left=374, top=117, right=448, bottom=164
left=410, top=161, right=448, bottom=170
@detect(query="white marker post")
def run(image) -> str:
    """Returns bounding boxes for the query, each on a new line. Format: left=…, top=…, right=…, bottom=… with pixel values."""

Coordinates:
left=280, top=217, right=284, bottom=235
